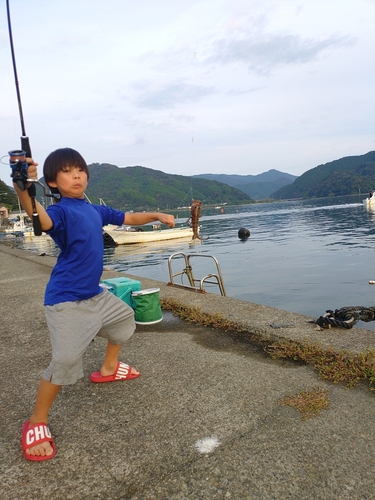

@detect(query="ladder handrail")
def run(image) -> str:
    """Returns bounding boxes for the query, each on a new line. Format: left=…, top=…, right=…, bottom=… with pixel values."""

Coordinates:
left=168, top=252, right=226, bottom=296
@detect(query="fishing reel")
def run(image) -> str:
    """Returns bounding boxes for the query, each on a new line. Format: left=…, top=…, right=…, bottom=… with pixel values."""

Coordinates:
left=6, top=148, right=60, bottom=201
left=9, top=149, right=29, bottom=191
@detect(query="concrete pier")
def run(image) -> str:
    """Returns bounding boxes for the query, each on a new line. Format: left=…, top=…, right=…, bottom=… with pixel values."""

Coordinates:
left=1, top=244, right=375, bottom=500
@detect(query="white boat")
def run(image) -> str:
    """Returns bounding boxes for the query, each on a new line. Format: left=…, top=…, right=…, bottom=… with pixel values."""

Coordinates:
left=4, top=217, right=50, bottom=239
left=4, top=216, right=30, bottom=236
left=22, top=227, right=51, bottom=240
left=103, top=224, right=195, bottom=245
left=363, top=193, right=375, bottom=209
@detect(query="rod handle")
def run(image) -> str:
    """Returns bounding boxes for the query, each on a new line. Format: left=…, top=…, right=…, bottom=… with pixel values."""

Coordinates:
left=21, top=136, right=32, bottom=157
left=21, top=136, right=42, bottom=236
left=27, top=183, right=42, bottom=236
left=32, top=212, right=43, bottom=236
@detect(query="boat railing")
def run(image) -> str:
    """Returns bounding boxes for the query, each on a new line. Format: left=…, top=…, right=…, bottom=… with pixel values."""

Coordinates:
left=167, top=252, right=226, bottom=296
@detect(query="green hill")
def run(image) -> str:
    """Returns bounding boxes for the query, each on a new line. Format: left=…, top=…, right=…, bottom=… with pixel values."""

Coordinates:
left=0, top=179, right=19, bottom=212
left=36, top=164, right=254, bottom=210
left=272, top=151, right=375, bottom=199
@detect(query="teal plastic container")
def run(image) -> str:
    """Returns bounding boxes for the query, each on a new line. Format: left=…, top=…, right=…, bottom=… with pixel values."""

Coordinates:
left=101, top=277, right=141, bottom=306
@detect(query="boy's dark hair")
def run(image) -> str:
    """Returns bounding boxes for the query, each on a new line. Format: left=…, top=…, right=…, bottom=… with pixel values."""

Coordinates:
left=43, top=148, right=90, bottom=197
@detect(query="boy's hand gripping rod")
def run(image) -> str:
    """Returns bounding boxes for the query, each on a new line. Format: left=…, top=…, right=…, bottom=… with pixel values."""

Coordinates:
left=6, top=0, right=42, bottom=236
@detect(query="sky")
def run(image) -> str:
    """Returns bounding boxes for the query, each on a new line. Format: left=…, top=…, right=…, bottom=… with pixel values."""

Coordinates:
left=1, top=0, right=374, bottom=186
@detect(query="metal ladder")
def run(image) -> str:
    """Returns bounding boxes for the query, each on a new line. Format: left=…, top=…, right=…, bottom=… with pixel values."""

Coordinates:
left=167, top=252, right=226, bottom=296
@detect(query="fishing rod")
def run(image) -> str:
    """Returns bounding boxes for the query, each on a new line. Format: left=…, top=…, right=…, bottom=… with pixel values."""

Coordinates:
left=6, top=0, right=42, bottom=235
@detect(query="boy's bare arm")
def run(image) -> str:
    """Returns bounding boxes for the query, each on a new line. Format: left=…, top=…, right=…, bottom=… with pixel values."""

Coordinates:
left=13, top=160, right=54, bottom=232
left=124, top=212, right=175, bottom=228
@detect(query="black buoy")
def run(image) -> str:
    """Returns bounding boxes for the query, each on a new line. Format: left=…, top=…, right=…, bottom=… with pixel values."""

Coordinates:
left=238, top=227, right=250, bottom=240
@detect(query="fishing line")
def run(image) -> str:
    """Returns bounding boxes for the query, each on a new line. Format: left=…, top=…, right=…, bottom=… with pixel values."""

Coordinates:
left=182, top=5, right=200, bottom=206
left=6, top=0, right=42, bottom=235
left=176, top=47, right=198, bottom=211
left=189, top=45, right=197, bottom=202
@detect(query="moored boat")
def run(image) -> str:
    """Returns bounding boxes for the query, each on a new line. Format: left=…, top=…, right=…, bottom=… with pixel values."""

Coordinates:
left=22, top=227, right=51, bottom=240
left=3, top=216, right=50, bottom=239
left=4, top=217, right=30, bottom=236
left=103, top=224, right=195, bottom=245
left=363, top=193, right=375, bottom=209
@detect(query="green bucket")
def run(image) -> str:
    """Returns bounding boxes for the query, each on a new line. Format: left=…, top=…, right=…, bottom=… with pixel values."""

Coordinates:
left=131, top=288, right=163, bottom=325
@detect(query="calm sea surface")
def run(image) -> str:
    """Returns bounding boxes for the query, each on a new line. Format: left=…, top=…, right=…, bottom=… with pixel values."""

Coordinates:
left=5, top=195, right=375, bottom=329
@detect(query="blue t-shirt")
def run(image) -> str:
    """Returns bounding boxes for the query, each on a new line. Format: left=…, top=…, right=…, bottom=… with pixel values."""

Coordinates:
left=44, top=197, right=124, bottom=306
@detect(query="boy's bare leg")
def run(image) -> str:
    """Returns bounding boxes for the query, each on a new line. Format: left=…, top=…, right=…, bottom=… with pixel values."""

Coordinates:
left=25, top=378, right=61, bottom=457
left=100, top=341, right=139, bottom=377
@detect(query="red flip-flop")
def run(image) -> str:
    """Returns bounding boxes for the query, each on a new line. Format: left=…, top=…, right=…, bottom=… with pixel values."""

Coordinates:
left=22, top=421, right=56, bottom=461
left=89, top=361, right=140, bottom=383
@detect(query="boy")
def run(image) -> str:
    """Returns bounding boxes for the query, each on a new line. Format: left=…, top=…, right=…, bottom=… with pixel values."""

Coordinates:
left=13, top=147, right=175, bottom=461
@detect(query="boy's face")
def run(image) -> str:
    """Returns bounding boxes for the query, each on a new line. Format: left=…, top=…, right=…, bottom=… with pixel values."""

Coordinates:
left=48, top=165, right=88, bottom=198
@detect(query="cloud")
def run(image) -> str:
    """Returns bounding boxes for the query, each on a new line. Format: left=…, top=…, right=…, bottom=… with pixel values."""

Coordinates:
left=0, top=0, right=373, bottom=182
left=169, top=112, right=195, bottom=123
left=208, top=31, right=356, bottom=75
left=225, top=85, right=266, bottom=96
left=137, top=82, right=215, bottom=109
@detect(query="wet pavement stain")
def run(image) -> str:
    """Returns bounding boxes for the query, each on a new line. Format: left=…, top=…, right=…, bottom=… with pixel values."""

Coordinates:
left=137, top=311, right=301, bottom=368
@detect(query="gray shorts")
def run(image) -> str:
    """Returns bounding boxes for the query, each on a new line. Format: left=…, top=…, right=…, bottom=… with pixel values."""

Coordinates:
left=43, top=289, right=136, bottom=385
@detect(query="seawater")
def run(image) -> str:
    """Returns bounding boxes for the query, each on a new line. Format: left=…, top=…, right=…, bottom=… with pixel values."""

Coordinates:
left=7, top=195, right=375, bottom=330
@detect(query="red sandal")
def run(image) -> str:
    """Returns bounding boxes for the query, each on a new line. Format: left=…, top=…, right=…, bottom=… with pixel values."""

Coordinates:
left=22, top=421, right=56, bottom=461
left=90, top=361, right=140, bottom=383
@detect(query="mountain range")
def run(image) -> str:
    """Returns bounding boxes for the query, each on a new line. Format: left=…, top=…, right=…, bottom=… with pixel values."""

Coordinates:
left=193, top=170, right=297, bottom=201
left=38, top=164, right=253, bottom=211
left=1, top=151, right=374, bottom=214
